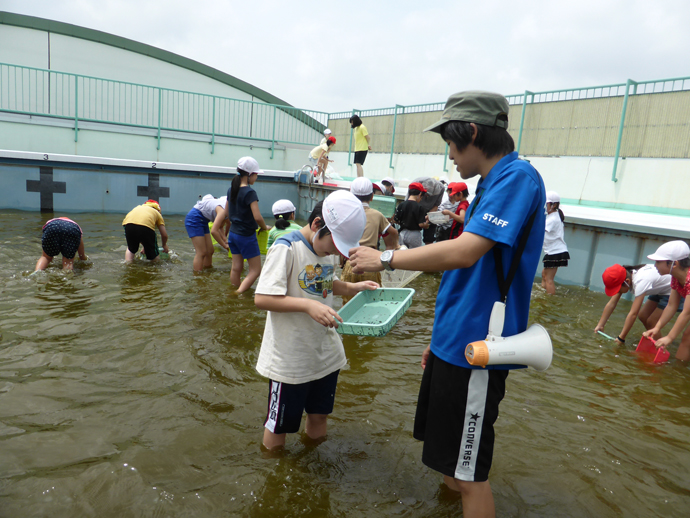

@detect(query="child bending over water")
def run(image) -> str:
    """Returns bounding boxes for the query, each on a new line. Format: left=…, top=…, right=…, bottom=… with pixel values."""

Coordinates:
left=35, top=217, right=87, bottom=271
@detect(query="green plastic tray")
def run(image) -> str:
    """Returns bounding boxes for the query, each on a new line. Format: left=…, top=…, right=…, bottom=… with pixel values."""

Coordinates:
left=369, top=195, right=397, bottom=218
left=337, top=288, right=415, bottom=336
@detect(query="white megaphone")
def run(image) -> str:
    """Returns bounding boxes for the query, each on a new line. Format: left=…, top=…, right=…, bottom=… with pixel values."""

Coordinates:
left=465, top=302, right=553, bottom=371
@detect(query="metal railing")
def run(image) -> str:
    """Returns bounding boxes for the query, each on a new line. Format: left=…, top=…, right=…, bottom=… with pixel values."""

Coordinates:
left=0, top=62, right=328, bottom=157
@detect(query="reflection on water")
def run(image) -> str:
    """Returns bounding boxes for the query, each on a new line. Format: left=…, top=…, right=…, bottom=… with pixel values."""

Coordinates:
left=0, top=210, right=688, bottom=517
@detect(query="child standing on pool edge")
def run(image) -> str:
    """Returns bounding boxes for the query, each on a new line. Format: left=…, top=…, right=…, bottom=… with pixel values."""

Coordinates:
left=220, top=157, right=270, bottom=294
left=541, top=191, right=569, bottom=294
left=35, top=217, right=88, bottom=271
left=254, top=190, right=379, bottom=450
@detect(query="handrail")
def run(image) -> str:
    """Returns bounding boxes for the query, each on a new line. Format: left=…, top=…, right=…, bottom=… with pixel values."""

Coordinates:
left=0, top=61, right=329, bottom=154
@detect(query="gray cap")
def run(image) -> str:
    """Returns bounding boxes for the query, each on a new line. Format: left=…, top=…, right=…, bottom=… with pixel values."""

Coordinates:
left=424, top=90, right=509, bottom=133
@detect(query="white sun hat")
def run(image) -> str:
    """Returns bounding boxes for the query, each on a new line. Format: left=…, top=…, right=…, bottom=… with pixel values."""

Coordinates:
left=322, top=190, right=366, bottom=258
left=272, top=199, right=296, bottom=215
left=237, top=156, right=263, bottom=175
left=647, top=240, right=690, bottom=261
left=350, top=177, right=374, bottom=196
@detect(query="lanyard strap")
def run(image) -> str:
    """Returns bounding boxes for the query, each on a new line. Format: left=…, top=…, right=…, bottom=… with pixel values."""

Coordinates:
left=493, top=208, right=538, bottom=303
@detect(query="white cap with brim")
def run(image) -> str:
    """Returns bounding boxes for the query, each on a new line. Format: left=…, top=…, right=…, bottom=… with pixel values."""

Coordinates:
left=237, top=156, right=263, bottom=175
left=272, top=199, right=296, bottom=215
left=647, top=240, right=690, bottom=262
left=546, top=191, right=560, bottom=204
left=350, top=177, right=374, bottom=196
left=322, top=190, right=366, bottom=258
left=324, top=129, right=332, bottom=135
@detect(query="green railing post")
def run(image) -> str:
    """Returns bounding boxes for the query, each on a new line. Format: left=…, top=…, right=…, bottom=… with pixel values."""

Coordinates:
left=156, top=89, right=162, bottom=150
left=211, top=96, right=216, bottom=154
left=516, top=90, right=532, bottom=154
left=74, top=75, right=79, bottom=142
left=389, top=104, right=401, bottom=169
left=347, top=109, right=356, bottom=166
left=612, top=79, right=635, bottom=182
left=271, top=105, right=277, bottom=159
left=443, top=143, right=449, bottom=173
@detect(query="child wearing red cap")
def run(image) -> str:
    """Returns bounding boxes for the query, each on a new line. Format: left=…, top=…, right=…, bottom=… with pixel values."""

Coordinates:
left=443, top=182, right=471, bottom=240
left=594, top=263, right=675, bottom=344
left=393, top=182, right=429, bottom=249
left=122, top=200, right=169, bottom=262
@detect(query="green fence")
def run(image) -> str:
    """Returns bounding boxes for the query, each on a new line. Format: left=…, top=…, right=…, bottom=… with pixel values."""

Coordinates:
left=0, top=62, right=329, bottom=157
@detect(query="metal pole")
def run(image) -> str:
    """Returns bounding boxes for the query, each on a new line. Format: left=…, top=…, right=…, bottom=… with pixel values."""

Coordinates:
left=612, top=79, right=635, bottom=182
left=443, top=142, right=449, bottom=173
left=347, top=109, right=356, bottom=166
left=211, top=96, right=216, bottom=154
left=157, top=89, right=162, bottom=150
left=389, top=104, right=400, bottom=169
left=516, top=90, right=532, bottom=154
left=74, top=75, right=79, bottom=142
left=271, top=105, right=276, bottom=159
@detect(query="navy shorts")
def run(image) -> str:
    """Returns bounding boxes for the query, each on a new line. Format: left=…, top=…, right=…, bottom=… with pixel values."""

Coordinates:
left=42, top=219, right=82, bottom=259
left=228, top=231, right=260, bottom=259
left=184, top=207, right=210, bottom=238
left=414, top=351, right=508, bottom=482
left=353, top=150, right=368, bottom=165
left=124, top=224, right=159, bottom=260
left=648, top=293, right=685, bottom=312
left=264, top=370, right=340, bottom=434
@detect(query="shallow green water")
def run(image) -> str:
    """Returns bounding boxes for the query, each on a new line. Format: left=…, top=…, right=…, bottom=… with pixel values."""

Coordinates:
left=0, top=210, right=689, bottom=517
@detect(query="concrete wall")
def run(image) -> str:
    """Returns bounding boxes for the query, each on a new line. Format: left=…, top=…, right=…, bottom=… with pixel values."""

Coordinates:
left=0, top=159, right=298, bottom=217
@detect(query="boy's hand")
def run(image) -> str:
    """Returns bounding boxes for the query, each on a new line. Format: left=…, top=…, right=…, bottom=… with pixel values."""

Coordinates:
left=421, top=345, right=431, bottom=370
left=163, top=245, right=169, bottom=253
left=354, top=281, right=379, bottom=292
left=654, top=336, right=671, bottom=350
left=643, top=328, right=660, bottom=340
left=307, top=300, right=343, bottom=328
left=594, top=324, right=604, bottom=333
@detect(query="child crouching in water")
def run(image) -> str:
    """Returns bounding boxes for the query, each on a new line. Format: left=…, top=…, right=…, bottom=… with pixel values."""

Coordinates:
left=254, top=191, right=379, bottom=449
left=35, top=217, right=87, bottom=271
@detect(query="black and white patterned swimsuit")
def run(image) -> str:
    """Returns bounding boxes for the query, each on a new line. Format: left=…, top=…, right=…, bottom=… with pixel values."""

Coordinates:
left=42, top=218, right=82, bottom=259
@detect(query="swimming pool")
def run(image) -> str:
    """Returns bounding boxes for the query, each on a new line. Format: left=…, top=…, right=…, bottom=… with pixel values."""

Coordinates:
left=0, top=210, right=688, bottom=517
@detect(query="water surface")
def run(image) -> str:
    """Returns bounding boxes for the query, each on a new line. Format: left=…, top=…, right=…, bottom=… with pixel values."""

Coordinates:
left=1, top=210, right=688, bottom=517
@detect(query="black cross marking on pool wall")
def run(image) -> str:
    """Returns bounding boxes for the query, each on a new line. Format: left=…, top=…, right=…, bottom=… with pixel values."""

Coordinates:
left=26, top=167, right=67, bottom=213
left=137, top=173, right=170, bottom=202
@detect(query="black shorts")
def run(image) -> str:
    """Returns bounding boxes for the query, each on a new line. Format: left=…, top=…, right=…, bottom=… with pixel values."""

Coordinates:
left=42, top=219, right=82, bottom=259
left=124, top=224, right=159, bottom=260
left=264, top=370, right=339, bottom=434
left=353, top=150, right=368, bottom=165
left=543, top=251, right=570, bottom=268
left=413, top=351, right=508, bottom=482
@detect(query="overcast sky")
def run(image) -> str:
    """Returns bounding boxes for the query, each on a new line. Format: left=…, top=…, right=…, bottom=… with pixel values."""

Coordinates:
left=2, top=0, right=690, bottom=113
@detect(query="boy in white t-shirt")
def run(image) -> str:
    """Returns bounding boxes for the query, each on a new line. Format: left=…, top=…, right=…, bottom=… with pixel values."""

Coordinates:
left=254, top=190, right=379, bottom=450
left=541, top=191, right=569, bottom=294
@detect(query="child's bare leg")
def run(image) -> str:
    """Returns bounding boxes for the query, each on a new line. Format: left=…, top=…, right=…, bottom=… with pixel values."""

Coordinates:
left=305, top=413, right=328, bottom=440
left=638, top=301, right=659, bottom=329
left=35, top=252, right=53, bottom=271
left=191, top=235, right=209, bottom=272
left=230, top=254, right=244, bottom=287
left=62, top=256, right=75, bottom=271
left=676, top=326, right=690, bottom=361
left=125, top=248, right=137, bottom=262
left=443, top=477, right=496, bottom=518
left=237, top=255, right=261, bottom=293
left=204, top=234, right=215, bottom=269
left=542, top=267, right=557, bottom=295
left=356, top=163, right=364, bottom=177
left=263, top=428, right=286, bottom=450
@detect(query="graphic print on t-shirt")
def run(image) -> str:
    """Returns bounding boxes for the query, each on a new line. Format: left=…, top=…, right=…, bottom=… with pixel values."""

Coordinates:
left=298, top=263, right=335, bottom=298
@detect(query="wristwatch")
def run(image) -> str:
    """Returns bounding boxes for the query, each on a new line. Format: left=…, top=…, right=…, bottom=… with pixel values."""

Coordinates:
left=380, top=249, right=395, bottom=271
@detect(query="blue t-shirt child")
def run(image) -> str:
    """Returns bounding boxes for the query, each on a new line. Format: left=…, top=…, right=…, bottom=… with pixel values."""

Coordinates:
left=227, top=186, right=259, bottom=236
left=431, top=152, right=546, bottom=370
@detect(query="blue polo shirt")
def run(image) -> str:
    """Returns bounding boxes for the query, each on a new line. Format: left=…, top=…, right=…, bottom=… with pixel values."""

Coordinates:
left=431, top=152, right=546, bottom=369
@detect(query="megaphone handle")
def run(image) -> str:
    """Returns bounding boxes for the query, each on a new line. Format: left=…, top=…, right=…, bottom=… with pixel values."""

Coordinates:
left=488, top=301, right=506, bottom=338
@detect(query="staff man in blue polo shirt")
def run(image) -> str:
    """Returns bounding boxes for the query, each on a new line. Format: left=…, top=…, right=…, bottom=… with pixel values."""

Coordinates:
left=349, top=91, right=546, bottom=518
